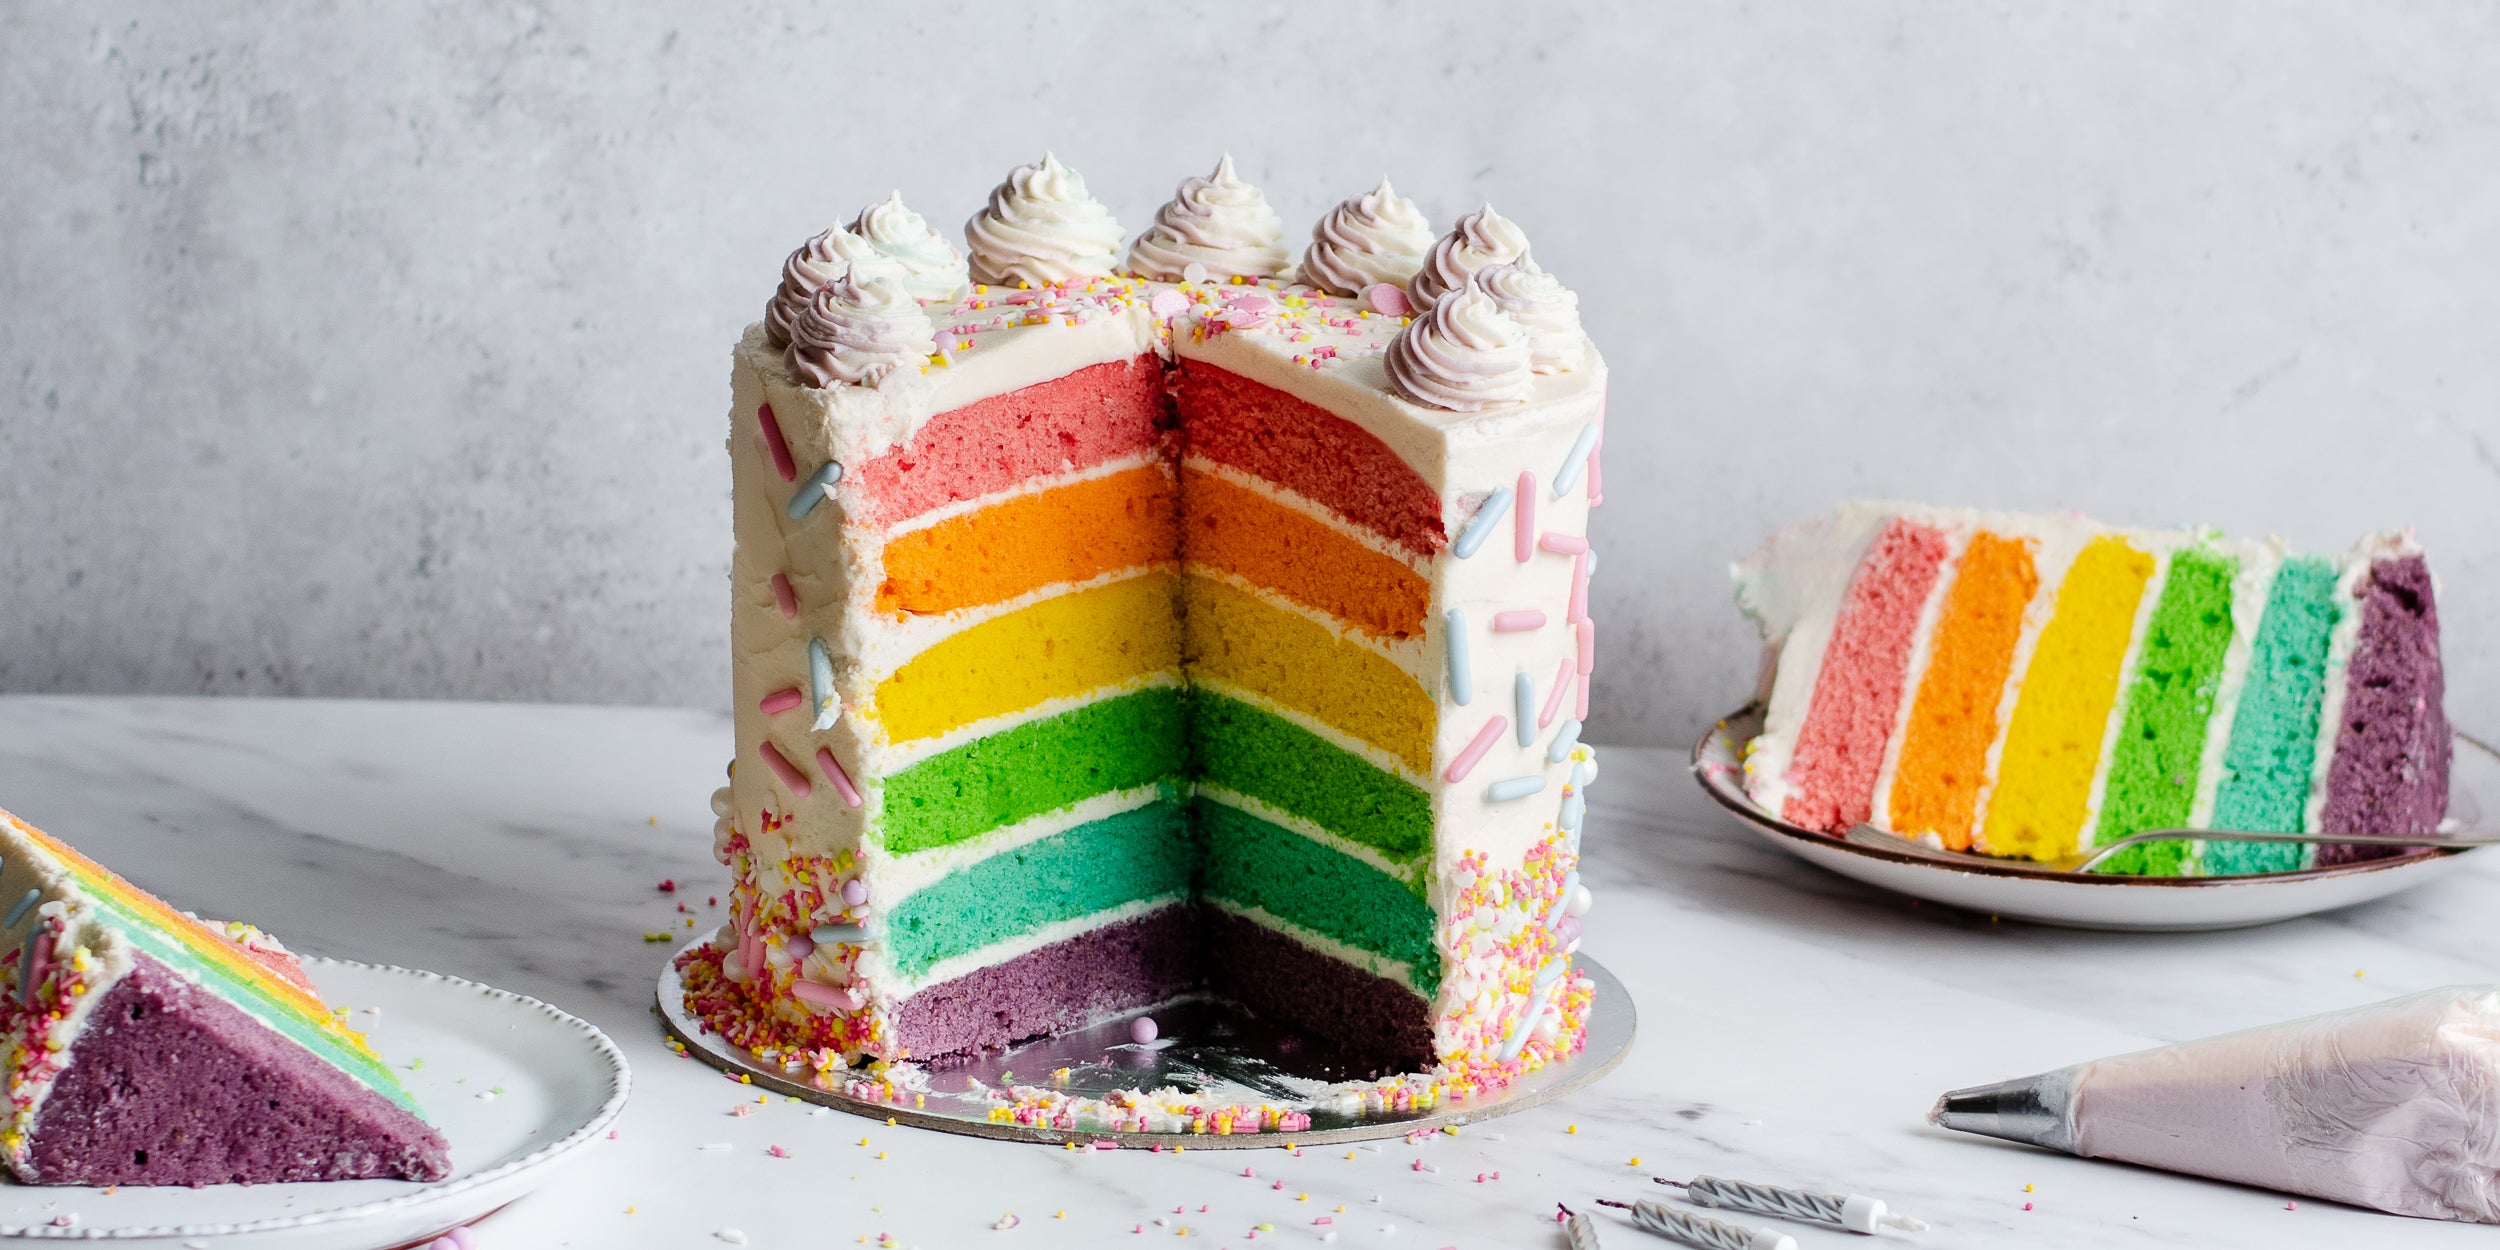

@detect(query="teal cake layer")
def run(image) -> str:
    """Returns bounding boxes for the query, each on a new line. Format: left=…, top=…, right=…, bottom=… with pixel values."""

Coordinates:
left=880, top=799, right=1195, bottom=979
left=1185, top=692, right=1431, bottom=862
left=2094, top=547, right=2238, bottom=876
left=2208, top=556, right=2341, bottom=874
left=880, top=687, right=1187, bottom=855
left=1193, top=798, right=1440, bottom=995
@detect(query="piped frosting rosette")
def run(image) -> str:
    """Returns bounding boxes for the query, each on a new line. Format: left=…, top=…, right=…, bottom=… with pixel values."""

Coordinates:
left=850, top=192, right=971, bottom=304
left=784, top=268, right=937, bottom=389
left=1405, top=205, right=1531, bottom=313
left=1474, top=258, right=1586, bottom=374
left=764, top=227, right=902, bottom=350
left=1125, top=154, right=1289, bottom=282
left=964, top=154, right=1126, bottom=288
left=1385, top=272, right=1534, bottom=412
left=1299, top=178, right=1434, bottom=297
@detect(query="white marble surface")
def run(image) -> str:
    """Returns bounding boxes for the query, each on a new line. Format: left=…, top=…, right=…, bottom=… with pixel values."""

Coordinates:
left=4, top=3, right=2496, bottom=746
left=1, top=695, right=2496, bottom=1247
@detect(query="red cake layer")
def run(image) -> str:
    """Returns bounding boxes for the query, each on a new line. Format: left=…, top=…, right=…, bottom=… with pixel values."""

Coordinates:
left=850, top=355, right=1172, bottom=527
left=1783, top=518, right=1952, bottom=833
left=1175, top=359, right=1445, bottom=558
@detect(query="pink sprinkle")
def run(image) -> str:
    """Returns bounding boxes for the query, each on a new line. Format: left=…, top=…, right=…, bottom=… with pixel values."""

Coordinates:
left=770, top=573, right=799, bottom=619
left=1540, top=657, right=1572, bottom=727
left=1242, top=1167, right=1257, bottom=1177
left=1587, top=444, right=1603, bottom=506
left=757, top=404, right=796, bottom=482
left=657, top=879, right=677, bottom=893
left=1568, top=551, right=1590, bottom=623
left=1365, top=283, right=1411, bottom=316
left=1444, top=716, right=1508, bottom=783
left=1540, top=531, right=1590, bottom=555
left=757, top=741, right=811, bottom=797
left=1150, top=290, right=1189, bottom=319
left=2023, top=1203, right=2034, bottom=1212
left=1576, top=670, right=1591, bottom=720
left=2286, top=1202, right=2299, bottom=1210
left=1273, top=1180, right=1284, bottom=1190
left=816, top=748, right=863, bottom=808
left=1491, top=609, right=1547, bottom=632
left=767, top=1145, right=790, bottom=1158
left=1474, top=1172, right=1486, bottom=1182
left=1515, top=471, right=1536, bottom=562
left=1577, top=619, right=1596, bottom=675
left=731, top=1104, right=756, bottom=1117
left=789, top=979, right=862, bottom=1011
left=759, top=687, right=804, bottom=716
left=1315, top=1217, right=1333, bottom=1225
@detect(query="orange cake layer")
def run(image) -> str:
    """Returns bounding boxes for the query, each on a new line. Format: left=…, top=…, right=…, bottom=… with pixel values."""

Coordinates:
left=1181, top=467, right=1429, bottom=642
left=1887, top=530, right=2040, bottom=849
left=877, top=464, right=1179, bottom=617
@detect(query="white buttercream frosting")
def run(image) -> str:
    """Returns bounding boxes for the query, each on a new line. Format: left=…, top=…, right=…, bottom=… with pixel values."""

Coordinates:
left=1125, top=154, right=1289, bottom=282
left=1384, top=275, right=1533, bottom=411
left=1474, top=258, right=1586, bottom=374
left=1299, top=178, right=1435, bottom=297
left=784, top=269, right=936, bottom=389
left=764, top=227, right=903, bottom=350
left=963, top=154, right=1126, bottom=288
left=849, top=192, right=970, bottom=304
left=1406, top=205, right=1532, bottom=313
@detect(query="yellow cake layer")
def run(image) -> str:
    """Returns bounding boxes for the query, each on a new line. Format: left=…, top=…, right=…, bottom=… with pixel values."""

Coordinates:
left=1979, top=535, right=2155, bottom=860
left=1180, top=573, right=1434, bottom=775
left=870, top=572, right=1182, bottom=744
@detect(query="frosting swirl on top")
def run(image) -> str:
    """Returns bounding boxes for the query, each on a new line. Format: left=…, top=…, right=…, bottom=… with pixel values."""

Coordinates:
left=764, top=227, right=899, bottom=350
left=1474, top=257, right=1586, bottom=374
left=963, top=154, right=1126, bottom=288
left=783, top=268, right=936, bottom=389
left=1298, top=177, right=1434, bottom=297
left=1405, top=205, right=1531, bottom=313
left=1124, top=155, right=1289, bottom=282
left=1384, top=273, right=1533, bottom=412
left=850, top=192, right=971, bottom=304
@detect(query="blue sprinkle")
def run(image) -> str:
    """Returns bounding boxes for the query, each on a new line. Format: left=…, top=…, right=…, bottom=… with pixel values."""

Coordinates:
left=1445, top=609, right=1472, bottom=706
left=1547, top=870, right=1582, bottom=928
left=1451, top=486, right=1514, bottom=559
left=785, top=460, right=845, bottom=520
left=1532, top=955, right=1569, bottom=989
left=1514, top=672, right=1536, bottom=746
left=1585, top=547, right=1598, bottom=578
left=1547, top=718, right=1584, bottom=763
left=1560, top=789, right=1585, bottom=833
left=808, top=638, right=838, bottom=731
left=2, top=888, right=35, bottom=929
left=811, top=923, right=866, bottom=945
left=1552, top=423, right=1601, bottom=496
left=1487, top=775, right=1547, bottom=802
left=1497, top=977, right=1563, bottom=1062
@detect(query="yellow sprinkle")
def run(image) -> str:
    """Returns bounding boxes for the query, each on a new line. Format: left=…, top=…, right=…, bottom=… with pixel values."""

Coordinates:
left=646, top=815, right=657, bottom=825
left=1055, top=1211, right=1066, bottom=1219
left=886, top=1118, right=897, bottom=1126
left=626, top=1205, right=636, bottom=1214
left=1567, top=1124, right=1578, bottom=1134
left=738, top=1074, right=751, bottom=1084
left=1256, top=1223, right=1275, bottom=1232
left=1296, top=1192, right=1308, bottom=1201
left=1441, top=1125, right=1459, bottom=1136
left=1629, top=1156, right=1642, bottom=1167
left=858, top=1137, right=870, bottom=1146
left=1345, top=1151, right=1356, bottom=1159
left=1064, top=1141, right=1076, bottom=1151
left=2025, top=1183, right=2035, bottom=1192
left=757, top=1094, right=768, bottom=1103
left=876, top=1151, right=887, bottom=1160
left=2356, top=969, right=2367, bottom=978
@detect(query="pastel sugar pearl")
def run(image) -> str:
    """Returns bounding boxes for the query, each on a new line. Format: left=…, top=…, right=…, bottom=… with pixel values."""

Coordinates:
left=1130, top=1016, right=1159, bottom=1045
left=841, top=878, right=869, bottom=907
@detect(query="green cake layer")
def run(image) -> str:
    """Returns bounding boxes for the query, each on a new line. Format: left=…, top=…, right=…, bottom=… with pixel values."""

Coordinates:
left=2207, top=556, right=2342, bottom=874
left=1185, top=692, right=1431, bottom=862
left=879, top=687, right=1188, bottom=854
left=881, top=798, right=1195, bottom=979
left=1194, top=798, right=1438, bottom=995
left=2092, top=547, right=2238, bottom=875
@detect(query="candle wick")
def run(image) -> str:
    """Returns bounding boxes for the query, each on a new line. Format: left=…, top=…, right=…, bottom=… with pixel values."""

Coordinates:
left=1596, top=1199, right=1632, bottom=1210
left=1654, top=1177, right=1689, bottom=1188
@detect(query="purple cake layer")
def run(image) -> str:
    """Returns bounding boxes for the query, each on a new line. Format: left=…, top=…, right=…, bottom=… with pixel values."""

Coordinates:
left=1201, top=908, right=1433, bottom=1075
left=890, top=905, right=1200, bottom=1062
left=25, top=954, right=449, bottom=1186
left=2319, top=553, right=2452, bottom=866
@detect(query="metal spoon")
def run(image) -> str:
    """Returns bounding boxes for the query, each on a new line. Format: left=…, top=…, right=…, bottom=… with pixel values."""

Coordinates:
left=1842, top=823, right=2500, bottom=877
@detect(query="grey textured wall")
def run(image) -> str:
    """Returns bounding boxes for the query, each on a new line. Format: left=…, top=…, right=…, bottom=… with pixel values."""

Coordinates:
left=4, top=2, right=2495, bottom=747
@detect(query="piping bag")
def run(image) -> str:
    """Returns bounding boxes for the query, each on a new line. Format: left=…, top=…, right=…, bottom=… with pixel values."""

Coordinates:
left=1932, top=987, right=2500, bottom=1222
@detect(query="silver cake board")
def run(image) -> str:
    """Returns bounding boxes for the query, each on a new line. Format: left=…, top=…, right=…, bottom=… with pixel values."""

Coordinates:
left=656, top=936, right=1634, bottom=1149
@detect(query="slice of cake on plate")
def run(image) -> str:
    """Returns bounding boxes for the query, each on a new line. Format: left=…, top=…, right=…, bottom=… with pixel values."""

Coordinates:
left=0, top=807, right=449, bottom=1185
left=1736, top=502, right=2450, bottom=875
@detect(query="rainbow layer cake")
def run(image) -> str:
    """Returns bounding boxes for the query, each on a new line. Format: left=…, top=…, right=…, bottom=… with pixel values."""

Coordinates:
left=0, top=807, right=448, bottom=1185
left=679, top=155, right=1605, bottom=1096
left=1736, top=502, right=2450, bottom=875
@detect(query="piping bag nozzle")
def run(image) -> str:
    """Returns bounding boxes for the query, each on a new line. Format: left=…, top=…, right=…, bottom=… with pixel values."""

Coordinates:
left=1928, top=1070, right=2076, bottom=1154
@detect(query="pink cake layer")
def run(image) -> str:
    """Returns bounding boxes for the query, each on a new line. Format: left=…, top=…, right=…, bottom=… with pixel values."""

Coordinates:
left=848, top=355, right=1171, bottom=527
left=1784, top=518, right=1952, bottom=832
left=1176, top=360, right=1445, bottom=558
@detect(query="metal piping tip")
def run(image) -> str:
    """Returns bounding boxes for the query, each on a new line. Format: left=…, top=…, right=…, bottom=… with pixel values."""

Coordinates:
left=1930, top=1072, right=2076, bottom=1154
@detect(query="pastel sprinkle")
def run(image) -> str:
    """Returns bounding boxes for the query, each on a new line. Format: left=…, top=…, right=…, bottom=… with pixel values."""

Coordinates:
left=1487, top=775, right=1546, bottom=802
left=1514, top=471, right=1536, bottom=562
left=1444, top=609, right=1472, bottom=705
left=1130, top=1016, right=1159, bottom=1044
left=812, top=923, right=865, bottom=944
left=1514, top=672, right=1536, bottom=746
left=757, top=741, right=811, bottom=798
left=1576, top=670, right=1591, bottom=720
left=808, top=638, right=839, bottom=730
left=1587, top=442, right=1604, bottom=505
left=3, top=888, right=38, bottom=928
left=1452, top=486, right=1513, bottom=559
left=770, top=572, right=798, bottom=619
left=815, top=747, right=863, bottom=808
left=1364, top=283, right=1410, bottom=316
left=1576, top=619, right=1596, bottom=675
left=1491, top=609, right=1546, bottom=632
left=1539, top=657, right=1573, bottom=728
left=758, top=687, right=803, bottom=716
left=785, top=460, right=843, bottom=520
left=1548, top=718, right=1584, bottom=763
left=758, top=403, right=796, bottom=482
left=1567, top=551, right=1591, bottom=623
left=1446, top=716, right=1507, bottom=784
left=1540, top=531, right=1590, bottom=555
left=1552, top=422, right=1600, bottom=495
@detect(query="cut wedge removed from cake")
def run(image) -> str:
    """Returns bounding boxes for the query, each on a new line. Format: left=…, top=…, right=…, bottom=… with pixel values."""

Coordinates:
left=0, top=807, right=449, bottom=1186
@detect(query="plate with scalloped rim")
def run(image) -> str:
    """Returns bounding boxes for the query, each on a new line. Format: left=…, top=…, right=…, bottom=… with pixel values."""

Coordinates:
left=0, top=960, right=629, bottom=1248
left=1693, top=702, right=2498, bottom=932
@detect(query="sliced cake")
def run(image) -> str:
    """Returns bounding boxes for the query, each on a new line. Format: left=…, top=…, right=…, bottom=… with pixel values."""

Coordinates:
left=0, top=807, right=448, bottom=1185
left=1736, top=503, right=2449, bottom=875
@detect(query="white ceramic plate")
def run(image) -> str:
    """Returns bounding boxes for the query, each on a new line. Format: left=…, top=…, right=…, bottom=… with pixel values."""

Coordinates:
left=1692, top=703, right=2497, bottom=931
left=0, top=961, right=629, bottom=1248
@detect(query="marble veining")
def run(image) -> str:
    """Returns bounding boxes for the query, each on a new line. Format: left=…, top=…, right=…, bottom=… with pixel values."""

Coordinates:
left=1, top=695, right=2497, bottom=1247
